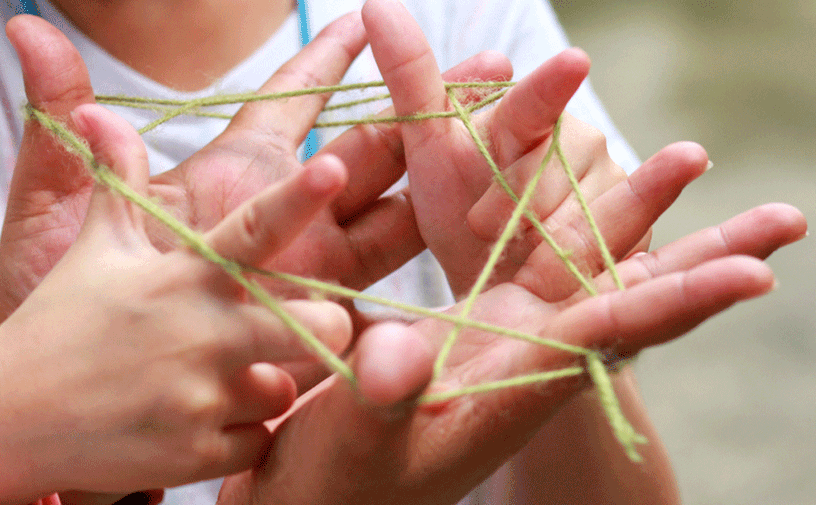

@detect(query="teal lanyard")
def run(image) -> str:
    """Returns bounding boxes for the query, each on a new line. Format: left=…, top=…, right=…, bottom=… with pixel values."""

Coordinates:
left=296, top=0, right=321, bottom=159
left=19, top=0, right=40, bottom=15
left=21, top=0, right=321, bottom=159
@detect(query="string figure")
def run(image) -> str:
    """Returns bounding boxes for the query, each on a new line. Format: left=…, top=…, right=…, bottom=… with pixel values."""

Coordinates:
left=26, top=79, right=648, bottom=462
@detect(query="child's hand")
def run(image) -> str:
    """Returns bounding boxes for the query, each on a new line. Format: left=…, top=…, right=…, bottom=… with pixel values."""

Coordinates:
left=210, top=2, right=808, bottom=503
left=217, top=195, right=806, bottom=505
left=0, top=14, right=382, bottom=321
left=0, top=104, right=352, bottom=502
left=0, top=13, right=513, bottom=329
left=358, top=0, right=638, bottom=298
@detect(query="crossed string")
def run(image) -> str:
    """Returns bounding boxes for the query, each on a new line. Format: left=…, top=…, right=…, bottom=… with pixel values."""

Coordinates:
left=27, top=79, right=647, bottom=461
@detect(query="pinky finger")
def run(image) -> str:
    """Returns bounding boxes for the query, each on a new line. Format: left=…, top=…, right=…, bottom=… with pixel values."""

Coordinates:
left=552, top=255, right=776, bottom=359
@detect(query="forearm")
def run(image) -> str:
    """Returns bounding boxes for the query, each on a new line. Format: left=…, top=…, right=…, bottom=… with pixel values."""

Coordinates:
left=483, top=366, right=680, bottom=505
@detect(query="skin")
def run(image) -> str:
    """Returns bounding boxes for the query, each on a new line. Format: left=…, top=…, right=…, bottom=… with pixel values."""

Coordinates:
left=49, top=0, right=296, bottom=91
left=0, top=0, right=808, bottom=503
left=0, top=104, right=356, bottom=503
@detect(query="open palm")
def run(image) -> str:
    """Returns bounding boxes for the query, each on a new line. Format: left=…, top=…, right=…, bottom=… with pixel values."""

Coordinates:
left=217, top=194, right=805, bottom=505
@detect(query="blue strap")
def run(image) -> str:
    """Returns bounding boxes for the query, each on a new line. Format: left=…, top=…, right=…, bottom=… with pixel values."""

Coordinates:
left=22, top=1, right=320, bottom=158
left=19, top=0, right=40, bottom=16
left=296, top=0, right=320, bottom=159
left=296, top=0, right=312, bottom=47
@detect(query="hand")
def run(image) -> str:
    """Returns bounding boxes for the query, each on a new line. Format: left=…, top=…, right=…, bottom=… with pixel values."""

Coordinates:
left=217, top=186, right=806, bottom=505
left=0, top=13, right=376, bottom=319
left=0, top=104, right=352, bottom=503
left=0, top=13, right=512, bottom=326
left=355, top=6, right=710, bottom=500
left=360, top=0, right=634, bottom=298
left=213, top=6, right=807, bottom=497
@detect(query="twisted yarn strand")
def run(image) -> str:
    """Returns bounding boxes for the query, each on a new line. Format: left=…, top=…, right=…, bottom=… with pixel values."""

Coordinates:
left=27, top=78, right=644, bottom=460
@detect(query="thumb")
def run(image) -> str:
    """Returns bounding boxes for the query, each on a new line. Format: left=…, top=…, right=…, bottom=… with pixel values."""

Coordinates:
left=241, top=323, right=434, bottom=505
left=70, top=103, right=151, bottom=246
left=0, top=16, right=98, bottom=319
left=353, top=322, right=435, bottom=410
left=5, top=14, right=96, bottom=197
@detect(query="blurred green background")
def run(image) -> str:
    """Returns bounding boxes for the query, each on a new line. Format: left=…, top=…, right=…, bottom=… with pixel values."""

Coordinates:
left=551, top=1, right=815, bottom=503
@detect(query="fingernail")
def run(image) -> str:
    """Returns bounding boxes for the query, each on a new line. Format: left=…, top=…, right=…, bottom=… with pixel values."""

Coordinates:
left=705, top=160, right=714, bottom=171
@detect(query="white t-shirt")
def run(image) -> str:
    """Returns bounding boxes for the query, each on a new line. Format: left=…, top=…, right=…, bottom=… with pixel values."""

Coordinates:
left=0, top=1, right=641, bottom=503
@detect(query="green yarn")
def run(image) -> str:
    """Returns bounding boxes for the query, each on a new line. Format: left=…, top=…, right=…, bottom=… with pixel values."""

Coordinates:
left=432, top=89, right=562, bottom=381
left=420, top=366, right=585, bottom=404
left=445, top=90, right=598, bottom=296
left=25, top=105, right=356, bottom=385
left=27, top=78, right=643, bottom=460
left=555, top=141, right=625, bottom=291
left=587, top=353, right=648, bottom=461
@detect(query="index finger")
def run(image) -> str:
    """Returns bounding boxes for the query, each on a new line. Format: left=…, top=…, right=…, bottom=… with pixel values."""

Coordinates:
left=485, top=48, right=590, bottom=166
left=205, top=154, right=347, bottom=267
left=362, top=0, right=448, bottom=140
left=227, top=12, right=368, bottom=148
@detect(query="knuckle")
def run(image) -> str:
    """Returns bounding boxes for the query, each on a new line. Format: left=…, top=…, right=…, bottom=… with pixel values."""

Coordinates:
left=561, top=218, right=604, bottom=273
left=278, top=64, right=327, bottom=97
left=130, top=378, right=225, bottom=434
left=584, top=125, right=609, bottom=156
left=41, top=80, right=93, bottom=111
left=173, top=379, right=227, bottom=426
left=238, top=199, right=277, bottom=253
left=368, top=122, right=404, bottom=163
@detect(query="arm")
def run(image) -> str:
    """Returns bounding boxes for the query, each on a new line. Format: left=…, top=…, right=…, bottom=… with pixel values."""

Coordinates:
left=0, top=104, right=352, bottom=503
left=495, top=368, right=679, bottom=505
left=214, top=2, right=807, bottom=503
left=362, top=3, right=675, bottom=502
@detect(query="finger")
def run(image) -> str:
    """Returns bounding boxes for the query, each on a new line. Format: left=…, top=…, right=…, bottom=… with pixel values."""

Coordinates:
left=469, top=114, right=623, bottom=243
left=193, top=424, right=274, bottom=482
left=625, top=228, right=653, bottom=259
left=233, top=299, right=354, bottom=364
left=514, top=142, right=710, bottom=302
left=321, top=52, right=512, bottom=290
left=247, top=322, right=435, bottom=503
left=553, top=256, right=776, bottom=359
left=362, top=0, right=449, bottom=147
left=225, top=363, right=297, bottom=425
left=586, top=202, right=808, bottom=296
left=4, top=15, right=97, bottom=211
left=72, top=104, right=150, bottom=192
left=227, top=12, right=367, bottom=147
left=6, top=15, right=95, bottom=116
left=70, top=103, right=151, bottom=242
left=485, top=48, right=591, bottom=165
left=354, top=322, right=435, bottom=407
left=328, top=50, right=513, bottom=221
left=337, top=188, right=425, bottom=290
left=205, top=154, right=347, bottom=266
